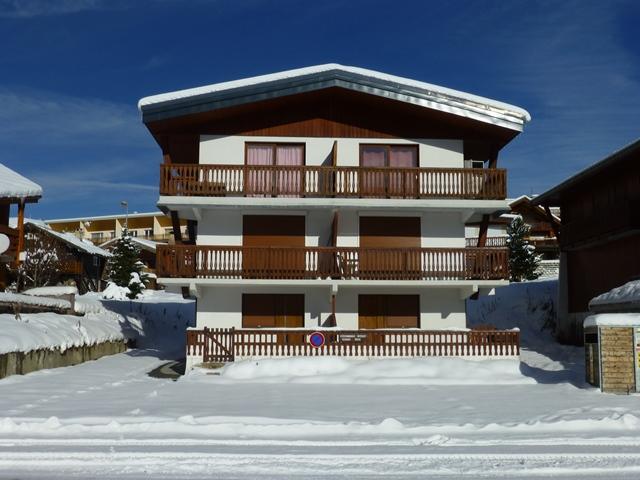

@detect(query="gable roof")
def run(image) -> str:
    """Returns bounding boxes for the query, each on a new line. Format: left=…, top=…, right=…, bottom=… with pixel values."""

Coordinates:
left=138, top=64, right=531, bottom=132
left=0, top=163, right=42, bottom=202
left=533, top=137, right=640, bottom=206
left=24, top=221, right=112, bottom=258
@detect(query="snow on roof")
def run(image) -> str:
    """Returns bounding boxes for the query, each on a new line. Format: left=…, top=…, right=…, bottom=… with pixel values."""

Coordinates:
left=589, top=280, right=640, bottom=312
left=100, top=236, right=159, bottom=252
left=138, top=64, right=531, bottom=131
left=0, top=163, right=42, bottom=200
left=584, top=313, right=640, bottom=328
left=26, top=221, right=112, bottom=258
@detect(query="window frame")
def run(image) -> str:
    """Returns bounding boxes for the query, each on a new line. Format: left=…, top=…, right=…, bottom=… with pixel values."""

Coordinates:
left=358, top=144, right=420, bottom=168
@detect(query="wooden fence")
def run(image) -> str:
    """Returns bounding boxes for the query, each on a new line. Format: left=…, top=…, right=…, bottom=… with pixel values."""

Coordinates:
left=157, top=245, right=509, bottom=280
left=186, top=328, right=520, bottom=362
left=160, top=164, right=507, bottom=200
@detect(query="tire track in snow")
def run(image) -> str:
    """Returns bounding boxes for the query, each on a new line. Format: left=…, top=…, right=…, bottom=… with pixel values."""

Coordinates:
left=2, top=450, right=640, bottom=478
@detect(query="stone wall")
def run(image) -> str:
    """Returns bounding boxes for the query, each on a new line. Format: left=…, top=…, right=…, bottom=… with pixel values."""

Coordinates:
left=600, top=327, right=636, bottom=394
left=0, top=340, right=126, bottom=379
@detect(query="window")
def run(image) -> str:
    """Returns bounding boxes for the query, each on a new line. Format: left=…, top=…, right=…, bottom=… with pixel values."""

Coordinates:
left=131, top=230, right=138, bottom=237
left=464, top=159, right=485, bottom=169
left=144, top=229, right=153, bottom=238
left=245, top=143, right=305, bottom=196
left=359, top=144, right=419, bottom=197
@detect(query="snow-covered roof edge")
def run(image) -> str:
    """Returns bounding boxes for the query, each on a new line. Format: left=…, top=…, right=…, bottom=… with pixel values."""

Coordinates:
left=589, top=280, right=640, bottom=312
left=0, top=163, right=42, bottom=200
left=138, top=64, right=531, bottom=132
left=25, top=221, right=112, bottom=258
left=100, top=236, right=159, bottom=252
left=584, top=313, right=640, bottom=328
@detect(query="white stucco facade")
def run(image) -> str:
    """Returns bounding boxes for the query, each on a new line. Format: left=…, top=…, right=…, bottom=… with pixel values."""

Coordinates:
left=155, top=134, right=509, bottom=332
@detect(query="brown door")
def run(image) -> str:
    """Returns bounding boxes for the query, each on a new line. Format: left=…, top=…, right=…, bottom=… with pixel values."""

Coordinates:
left=242, top=294, right=304, bottom=328
left=358, top=294, right=419, bottom=329
left=243, top=215, right=305, bottom=278
left=359, top=217, right=421, bottom=279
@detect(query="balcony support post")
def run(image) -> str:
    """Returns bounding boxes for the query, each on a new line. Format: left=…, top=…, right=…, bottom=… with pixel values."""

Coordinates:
left=14, top=200, right=25, bottom=267
left=476, top=214, right=490, bottom=248
left=170, top=210, right=183, bottom=244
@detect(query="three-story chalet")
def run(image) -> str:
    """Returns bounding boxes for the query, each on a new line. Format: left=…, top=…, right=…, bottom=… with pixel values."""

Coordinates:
left=139, top=64, right=530, bottom=365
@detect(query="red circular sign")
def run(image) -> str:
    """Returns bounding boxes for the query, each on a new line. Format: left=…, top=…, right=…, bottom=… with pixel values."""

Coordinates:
left=309, top=331, right=326, bottom=348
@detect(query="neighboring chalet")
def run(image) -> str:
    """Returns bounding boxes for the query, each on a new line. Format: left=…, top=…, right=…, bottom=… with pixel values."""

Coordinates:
left=466, top=195, right=561, bottom=278
left=47, top=211, right=188, bottom=245
left=0, top=164, right=42, bottom=289
left=534, top=138, right=640, bottom=344
left=22, top=221, right=111, bottom=293
left=139, top=64, right=530, bottom=364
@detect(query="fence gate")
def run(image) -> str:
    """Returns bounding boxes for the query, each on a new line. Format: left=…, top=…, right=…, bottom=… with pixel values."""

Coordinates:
left=203, top=328, right=235, bottom=363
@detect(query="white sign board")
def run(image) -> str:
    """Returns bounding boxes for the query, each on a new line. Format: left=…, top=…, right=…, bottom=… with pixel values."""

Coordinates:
left=0, top=233, right=10, bottom=255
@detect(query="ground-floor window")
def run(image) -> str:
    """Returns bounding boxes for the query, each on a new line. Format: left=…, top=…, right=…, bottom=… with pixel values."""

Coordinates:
left=241, top=294, right=304, bottom=328
left=358, top=294, right=419, bottom=329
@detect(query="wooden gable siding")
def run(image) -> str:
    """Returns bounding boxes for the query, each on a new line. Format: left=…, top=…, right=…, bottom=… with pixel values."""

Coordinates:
left=560, top=149, right=640, bottom=248
left=567, top=233, right=640, bottom=313
left=149, top=88, right=514, bottom=164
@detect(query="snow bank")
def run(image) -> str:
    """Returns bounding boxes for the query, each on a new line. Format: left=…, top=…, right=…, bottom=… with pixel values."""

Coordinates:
left=589, top=280, right=640, bottom=311
left=191, top=357, right=534, bottom=385
left=22, top=286, right=78, bottom=296
left=0, top=291, right=71, bottom=310
left=101, top=282, right=131, bottom=300
left=584, top=313, right=640, bottom=328
left=0, top=290, right=195, bottom=355
left=0, top=312, right=125, bottom=355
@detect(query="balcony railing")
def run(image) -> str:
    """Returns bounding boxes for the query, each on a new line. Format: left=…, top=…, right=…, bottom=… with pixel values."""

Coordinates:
left=465, top=236, right=509, bottom=248
left=157, top=245, right=509, bottom=280
left=160, top=164, right=507, bottom=200
left=188, top=328, right=520, bottom=362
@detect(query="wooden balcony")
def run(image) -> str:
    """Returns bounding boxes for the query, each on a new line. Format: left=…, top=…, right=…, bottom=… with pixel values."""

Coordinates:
left=465, top=236, right=508, bottom=248
left=187, top=328, right=520, bottom=362
left=157, top=245, right=509, bottom=281
left=160, top=164, right=507, bottom=200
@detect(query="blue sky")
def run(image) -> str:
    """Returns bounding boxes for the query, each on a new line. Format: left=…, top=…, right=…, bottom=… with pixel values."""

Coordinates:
left=2, top=0, right=639, bottom=219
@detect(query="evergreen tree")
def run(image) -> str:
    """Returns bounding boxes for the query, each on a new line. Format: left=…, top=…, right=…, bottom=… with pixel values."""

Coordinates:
left=107, top=231, right=148, bottom=299
left=507, top=216, right=541, bottom=282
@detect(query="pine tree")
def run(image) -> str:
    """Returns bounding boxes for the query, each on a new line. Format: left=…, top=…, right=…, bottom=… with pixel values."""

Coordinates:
left=507, top=216, right=541, bottom=282
left=107, top=231, right=148, bottom=299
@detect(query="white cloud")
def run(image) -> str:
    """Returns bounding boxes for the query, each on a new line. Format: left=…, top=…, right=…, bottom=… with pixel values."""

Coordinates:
left=0, top=87, right=149, bottom=147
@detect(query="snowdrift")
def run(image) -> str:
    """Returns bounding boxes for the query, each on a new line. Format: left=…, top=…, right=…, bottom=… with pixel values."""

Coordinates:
left=189, top=356, right=534, bottom=385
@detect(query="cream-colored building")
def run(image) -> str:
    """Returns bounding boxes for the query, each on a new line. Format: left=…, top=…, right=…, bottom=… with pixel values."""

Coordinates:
left=46, top=212, right=187, bottom=245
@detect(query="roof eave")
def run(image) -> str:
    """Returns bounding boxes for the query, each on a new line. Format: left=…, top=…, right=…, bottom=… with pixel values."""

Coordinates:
left=140, top=70, right=528, bottom=133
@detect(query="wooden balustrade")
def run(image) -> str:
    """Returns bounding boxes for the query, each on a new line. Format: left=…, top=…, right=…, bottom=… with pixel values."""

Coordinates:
left=465, top=236, right=509, bottom=248
left=157, top=245, right=509, bottom=280
left=160, top=164, right=507, bottom=200
left=186, top=327, right=520, bottom=362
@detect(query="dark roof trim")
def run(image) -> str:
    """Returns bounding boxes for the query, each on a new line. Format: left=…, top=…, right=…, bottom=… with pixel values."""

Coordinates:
left=533, top=138, right=640, bottom=206
left=139, top=68, right=529, bottom=131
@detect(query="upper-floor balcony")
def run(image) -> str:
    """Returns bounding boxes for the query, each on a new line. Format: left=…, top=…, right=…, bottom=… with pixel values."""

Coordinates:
left=156, top=245, right=509, bottom=281
left=159, top=164, right=507, bottom=200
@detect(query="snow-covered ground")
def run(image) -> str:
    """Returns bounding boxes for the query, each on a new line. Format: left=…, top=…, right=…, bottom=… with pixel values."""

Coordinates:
left=1, top=281, right=639, bottom=479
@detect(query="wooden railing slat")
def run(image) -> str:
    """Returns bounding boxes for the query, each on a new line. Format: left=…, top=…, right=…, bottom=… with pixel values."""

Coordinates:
left=160, top=165, right=506, bottom=200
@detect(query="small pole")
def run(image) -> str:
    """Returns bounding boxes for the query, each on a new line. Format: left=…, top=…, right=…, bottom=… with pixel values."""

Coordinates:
left=120, top=201, right=129, bottom=233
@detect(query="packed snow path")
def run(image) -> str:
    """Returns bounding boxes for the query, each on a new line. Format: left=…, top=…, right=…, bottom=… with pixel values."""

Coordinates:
left=1, top=282, right=640, bottom=478
left=1, top=349, right=640, bottom=478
